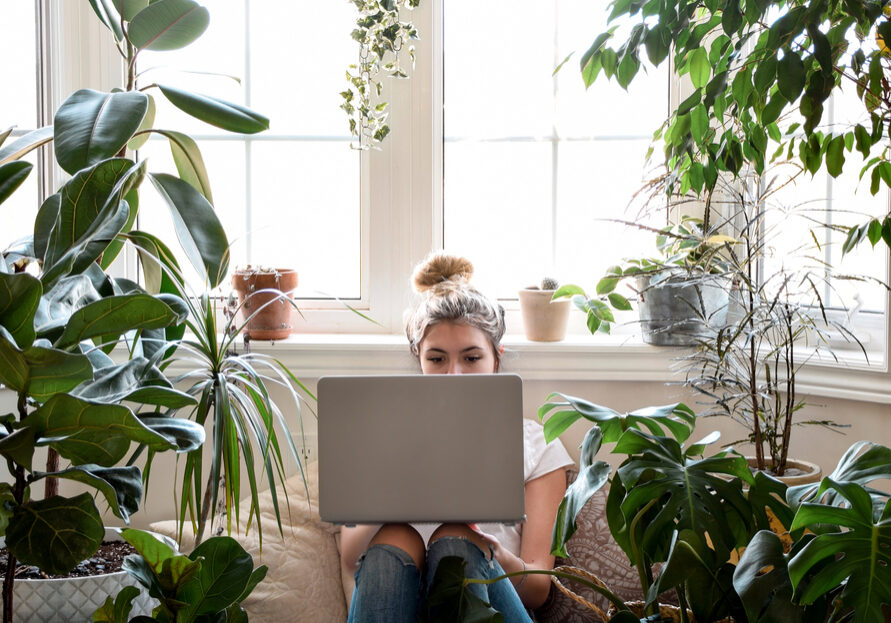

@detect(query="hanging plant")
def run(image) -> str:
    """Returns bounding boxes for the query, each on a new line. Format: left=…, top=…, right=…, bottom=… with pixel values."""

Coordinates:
left=342, top=0, right=420, bottom=149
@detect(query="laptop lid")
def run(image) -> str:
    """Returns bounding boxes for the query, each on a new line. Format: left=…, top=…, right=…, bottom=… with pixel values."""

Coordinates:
left=318, top=374, right=525, bottom=524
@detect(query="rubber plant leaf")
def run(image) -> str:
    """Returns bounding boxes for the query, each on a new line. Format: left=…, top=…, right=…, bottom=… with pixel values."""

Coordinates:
left=54, top=89, right=148, bottom=175
left=158, top=129, right=213, bottom=202
left=127, top=0, right=210, bottom=51
left=157, top=84, right=269, bottom=134
left=112, top=0, right=150, bottom=21
left=0, top=160, right=32, bottom=206
left=0, top=126, right=54, bottom=165
left=149, top=172, right=229, bottom=287
left=87, top=0, right=124, bottom=41
left=5, top=492, right=105, bottom=575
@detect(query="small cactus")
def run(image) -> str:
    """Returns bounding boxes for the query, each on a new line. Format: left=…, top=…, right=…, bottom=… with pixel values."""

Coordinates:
left=540, top=277, right=560, bottom=291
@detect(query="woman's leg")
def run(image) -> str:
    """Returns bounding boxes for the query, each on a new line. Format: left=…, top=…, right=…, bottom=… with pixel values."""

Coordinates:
left=425, top=524, right=532, bottom=623
left=348, top=524, right=425, bottom=623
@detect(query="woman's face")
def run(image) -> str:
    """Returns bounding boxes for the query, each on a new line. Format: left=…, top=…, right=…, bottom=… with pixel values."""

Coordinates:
left=418, top=322, right=499, bottom=375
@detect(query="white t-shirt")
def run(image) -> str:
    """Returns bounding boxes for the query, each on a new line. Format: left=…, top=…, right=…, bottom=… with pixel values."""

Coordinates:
left=413, top=418, right=574, bottom=556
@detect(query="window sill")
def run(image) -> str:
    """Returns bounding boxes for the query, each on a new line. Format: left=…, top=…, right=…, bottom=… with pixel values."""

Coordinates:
left=230, top=332, right=891, bottom=405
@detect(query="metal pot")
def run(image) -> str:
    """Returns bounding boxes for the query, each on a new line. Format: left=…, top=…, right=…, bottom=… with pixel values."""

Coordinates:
left=635, top=272, right=729, bottom=346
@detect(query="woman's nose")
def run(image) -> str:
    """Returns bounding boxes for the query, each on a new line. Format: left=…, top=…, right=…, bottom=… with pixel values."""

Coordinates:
left=448, top=360, right=465, bottom=374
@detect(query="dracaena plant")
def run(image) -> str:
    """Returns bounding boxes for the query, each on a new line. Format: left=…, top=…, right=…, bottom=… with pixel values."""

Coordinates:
left=579, top=0, right=891, bottom=253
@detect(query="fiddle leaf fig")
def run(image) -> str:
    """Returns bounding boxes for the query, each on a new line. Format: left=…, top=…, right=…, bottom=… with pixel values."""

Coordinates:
left=6, top=493, right=105, bottom=576
left=0, top=272, right=41, bottom=348
left=49, top=464, right=142, bottom=522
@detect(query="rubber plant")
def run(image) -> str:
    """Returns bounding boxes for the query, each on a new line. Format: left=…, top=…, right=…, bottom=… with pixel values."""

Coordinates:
left=578, top=0, right=891, bottom=252
left=733, top=441, right=891, bottom=622
left=342, top=0, right=421, bottom=148
left=93, top=528, right=267, bottom=623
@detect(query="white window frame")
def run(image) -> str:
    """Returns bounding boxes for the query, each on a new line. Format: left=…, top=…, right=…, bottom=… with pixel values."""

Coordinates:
left=29, top=0, right=891, bottom=403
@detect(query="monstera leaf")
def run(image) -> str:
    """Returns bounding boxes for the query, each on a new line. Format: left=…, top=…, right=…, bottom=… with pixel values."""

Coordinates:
left=610, top=429, right=755, bottom=563
left=539, top=395, right=696, bottom=445
left=788, top=479, right=891, bottom=623
left=424, top=556, right=505, bottom=623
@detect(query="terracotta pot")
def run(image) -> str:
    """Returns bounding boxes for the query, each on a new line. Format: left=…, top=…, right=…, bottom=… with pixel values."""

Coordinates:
left=518, top=288, right=571, bottom=342
left=232, top=269, right=298, bottom=340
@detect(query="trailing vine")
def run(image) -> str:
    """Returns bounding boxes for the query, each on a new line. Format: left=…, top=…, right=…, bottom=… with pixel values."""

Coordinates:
left=342, top=0, right=420, bottom=149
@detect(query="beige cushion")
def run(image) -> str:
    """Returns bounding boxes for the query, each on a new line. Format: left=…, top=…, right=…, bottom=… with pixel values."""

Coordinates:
left=151, top=462, right=347, bottom=623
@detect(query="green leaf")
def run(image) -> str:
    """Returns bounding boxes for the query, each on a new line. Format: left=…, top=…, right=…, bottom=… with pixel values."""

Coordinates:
left=688, top=47, right=711, bottom=89
left=596, top=276, right=620, bottom=294
left=53, top=89, right=148, bottom=175
left=777, top=51, right=806, bottom=102
left=25, top=394, right=176, bottom=466
left=691, top=104, right=709, bottom=143
left=0, top=272, right=41, bottom=348
left=607, top=292, right=632, bottom=311
left=6, top=493, right=104, bottom=576
left=127, top=0, right=210, bottom=51
left=55, top=293, right=187, bottom=349
left=733, top=530, right=804, bottom=622
left=552, top=283, right=585, bottom=299
left=157, top=85, right=269, bottom=134
left=127, top=93, right=156, bottom=151
left=93, top=586, right=140, bottom=623
left=825, top=135, right=846, bottom=178
left=721, top=0, right=742, bottom=35
left=73, top=357, right=196, bottom=408
left=178, top=537, right=257, bottom=617
left=0, top=126, right=54, bottom=166
left=148, top=173, right=230, bottom=287
left=140, top=416, right=206, bottom=452
left=160, top=130, right=213, bottom=202
left=51, top=464, right=142, bottom=522
left=87, top=0, right=124, bottom=41
left=551, top=461, right=611, bottom=556
left=0, top=484, right=16, bottom=537
left=754, top=55, right=778, bottom=93
left=788, top=480, right=891, bottom=622
left=425, top=556, right=505, bottom=623
left=0, top=333, right=93, bottom=401
left=0, top=428, right=37, bottom=472
left=0, top=161, right=32, bottom=207
left=113, top=0, right=150, bottom=21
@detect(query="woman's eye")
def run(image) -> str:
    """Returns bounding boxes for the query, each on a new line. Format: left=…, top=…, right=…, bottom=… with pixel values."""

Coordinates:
left=465, top=356, right=481, bottom=363
left=426, top=357, right=444, bottom=364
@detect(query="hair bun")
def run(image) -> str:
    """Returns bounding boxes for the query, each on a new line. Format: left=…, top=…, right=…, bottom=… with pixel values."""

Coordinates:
left=412, top=252, right=474, bottom=292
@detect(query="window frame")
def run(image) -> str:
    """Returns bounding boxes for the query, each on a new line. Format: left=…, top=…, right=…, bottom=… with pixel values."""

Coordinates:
left=26, top=0, right=891, bottom=402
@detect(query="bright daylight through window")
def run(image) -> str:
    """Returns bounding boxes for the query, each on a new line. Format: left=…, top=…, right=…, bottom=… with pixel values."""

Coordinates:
left=3, top=0, right=888, bottom=361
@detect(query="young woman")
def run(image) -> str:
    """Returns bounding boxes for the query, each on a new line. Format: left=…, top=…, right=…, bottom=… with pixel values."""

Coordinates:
left=340, top=252, right=574, bottom=622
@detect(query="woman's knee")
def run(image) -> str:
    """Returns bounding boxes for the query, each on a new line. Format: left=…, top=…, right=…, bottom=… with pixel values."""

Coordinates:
left=369, top=523, right=426, bottom=568
left=429, top=523, right=489, bottom=552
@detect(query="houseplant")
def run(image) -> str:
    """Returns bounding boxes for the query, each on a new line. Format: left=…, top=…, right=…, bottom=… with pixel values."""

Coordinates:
left=556, top=215, right=732, bottom=344
left=517, top=277, right=571, bottom=342
left=576, top=0, right=891, bottom=252
left=231, top=266, right=299, bottom=340
left=0, top=0, right=281, bottom=619
left=94, top=528, right=267, bottom=623
left=733, top=440, right=891, bottom=622
left=680, top=167, right=859, bottom=477
left=342, top=0, right=421, bottom=148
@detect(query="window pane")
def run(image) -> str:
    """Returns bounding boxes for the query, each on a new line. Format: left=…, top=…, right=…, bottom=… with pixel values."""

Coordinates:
left=443, top=1, right=669, bottom=301
left=136, top=1, right=361, bottom=298
left=1, top=1, right=38, bottom=247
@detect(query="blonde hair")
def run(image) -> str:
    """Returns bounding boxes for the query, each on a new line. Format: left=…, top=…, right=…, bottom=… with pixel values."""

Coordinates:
left=405, top=252, right=505, bottom=361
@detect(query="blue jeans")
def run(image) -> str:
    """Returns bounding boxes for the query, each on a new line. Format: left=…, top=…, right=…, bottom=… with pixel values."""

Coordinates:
left=347, top=537, right=533, bottom=623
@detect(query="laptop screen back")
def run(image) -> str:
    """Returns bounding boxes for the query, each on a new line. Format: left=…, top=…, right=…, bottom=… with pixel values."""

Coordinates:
left=318, top=374, right=525, bottom=524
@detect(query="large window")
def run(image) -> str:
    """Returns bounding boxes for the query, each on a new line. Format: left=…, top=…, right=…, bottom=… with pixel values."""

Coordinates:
left=4, top=1, right=888, bottom=356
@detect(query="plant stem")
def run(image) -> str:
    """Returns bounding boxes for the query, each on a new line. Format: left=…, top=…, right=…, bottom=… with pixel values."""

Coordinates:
left=4, top=394, right=30, bottom=623
left=745, top=213, right=764, bottom=470
left=43, top=449, right=59, bottom=498
left=194, top=471, right=215, bottom=547
left=778, top=305, right=795, bottom=476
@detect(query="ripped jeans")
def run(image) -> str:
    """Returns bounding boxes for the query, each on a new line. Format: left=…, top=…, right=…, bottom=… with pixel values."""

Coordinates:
left=347, top=536, right=533, bottom=623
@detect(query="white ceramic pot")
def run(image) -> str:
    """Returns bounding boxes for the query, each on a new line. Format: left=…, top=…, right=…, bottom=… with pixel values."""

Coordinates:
left=3, top=528, right=173, bottom=623
left=518, top=288, right=571, bottom=342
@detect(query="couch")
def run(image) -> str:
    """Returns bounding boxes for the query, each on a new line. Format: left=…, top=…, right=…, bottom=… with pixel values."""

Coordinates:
left=152, top=464, right=645, bottom=623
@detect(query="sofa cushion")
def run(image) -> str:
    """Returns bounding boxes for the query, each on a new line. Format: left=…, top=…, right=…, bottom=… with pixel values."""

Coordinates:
left=151, top=462, right=347, bottom=623
left=534, top=470, right=645, bottom=623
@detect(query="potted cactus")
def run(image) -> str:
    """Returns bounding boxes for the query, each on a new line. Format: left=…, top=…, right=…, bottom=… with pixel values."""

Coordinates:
left=518, top=277, right=572, bottom=342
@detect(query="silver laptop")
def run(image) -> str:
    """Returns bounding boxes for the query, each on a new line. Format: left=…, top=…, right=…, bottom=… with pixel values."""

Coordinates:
left=318, top=374, right=525, bottom=524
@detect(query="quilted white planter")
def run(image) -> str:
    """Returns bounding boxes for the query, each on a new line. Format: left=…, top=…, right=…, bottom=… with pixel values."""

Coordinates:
left=3, top=528, right=171, bottom=623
